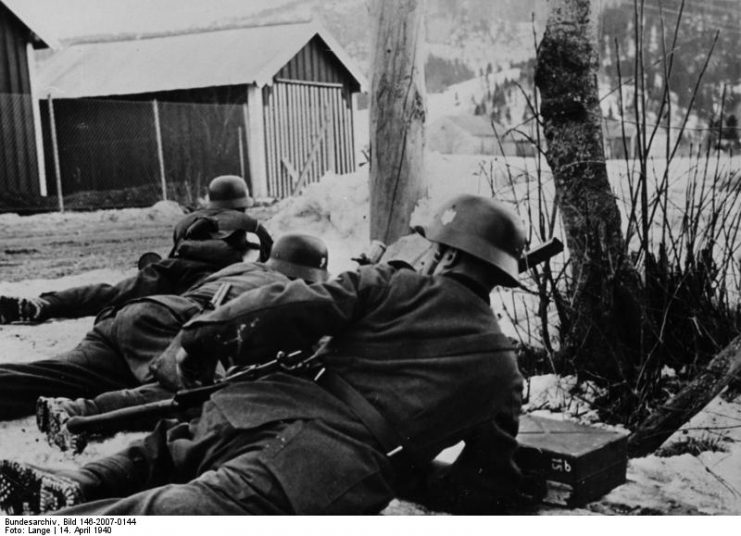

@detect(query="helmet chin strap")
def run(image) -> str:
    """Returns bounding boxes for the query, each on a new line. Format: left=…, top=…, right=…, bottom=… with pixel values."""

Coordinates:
left=425, top=245, right=459, bottom=276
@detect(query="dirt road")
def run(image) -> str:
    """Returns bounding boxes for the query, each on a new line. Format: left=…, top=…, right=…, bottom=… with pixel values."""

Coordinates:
left=0, top=204, right=279, bottom=283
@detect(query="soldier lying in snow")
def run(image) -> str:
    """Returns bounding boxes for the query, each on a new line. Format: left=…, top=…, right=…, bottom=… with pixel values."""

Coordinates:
left=0, top=175, right=271, bottom=324
left=0, top=216, right=266, bottom=422
left=34, top=234, right=330, bottom=453
left=0, top=194, right=530, bottom=516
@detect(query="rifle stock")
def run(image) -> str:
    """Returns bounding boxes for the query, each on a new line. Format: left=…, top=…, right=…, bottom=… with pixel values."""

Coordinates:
left=66, top=383, right=233, bottom=434
left=66, top=399, right=178, bottom=435
left=65, top=354, right=298, bottom=435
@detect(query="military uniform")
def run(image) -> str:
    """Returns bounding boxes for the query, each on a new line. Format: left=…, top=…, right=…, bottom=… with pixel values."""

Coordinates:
left=35, top=209, right=270, bottom=322
left=0, top=262, right=287, bottom=421
left=57, top=263, right=523, bottom=515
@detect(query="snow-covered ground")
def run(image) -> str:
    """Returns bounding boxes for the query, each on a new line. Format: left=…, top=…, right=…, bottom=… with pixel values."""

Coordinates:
left=1, top=152, right=741, bottom=514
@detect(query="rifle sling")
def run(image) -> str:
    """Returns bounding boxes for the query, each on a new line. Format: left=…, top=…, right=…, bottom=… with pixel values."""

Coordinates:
left=315, top=368, right=419, bottom=466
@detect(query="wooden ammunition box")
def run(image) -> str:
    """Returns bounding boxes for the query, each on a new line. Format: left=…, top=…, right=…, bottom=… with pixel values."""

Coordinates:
left=515, top=415, right=629, bottom=507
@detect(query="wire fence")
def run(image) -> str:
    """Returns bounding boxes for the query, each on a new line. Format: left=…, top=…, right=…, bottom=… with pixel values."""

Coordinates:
left=1, top=92, right=249, bottom=213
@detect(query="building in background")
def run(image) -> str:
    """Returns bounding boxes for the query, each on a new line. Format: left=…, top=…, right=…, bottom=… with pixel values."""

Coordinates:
left=0, top=0, right=58, bottom=210
left=37, top=21, right=366, bottom=206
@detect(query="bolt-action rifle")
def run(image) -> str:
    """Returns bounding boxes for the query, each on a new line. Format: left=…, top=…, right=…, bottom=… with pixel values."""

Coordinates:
left=67, top=238, right=564, bottom=436
left=66, top=349, right=317, bottom=435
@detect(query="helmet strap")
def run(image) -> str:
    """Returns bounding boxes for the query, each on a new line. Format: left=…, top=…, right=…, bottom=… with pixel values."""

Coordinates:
left=430, top=245, right=460, bottom=276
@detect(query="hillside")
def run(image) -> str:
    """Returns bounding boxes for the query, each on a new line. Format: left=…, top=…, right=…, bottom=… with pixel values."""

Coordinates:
left=45, top=0, right=738, bottom=128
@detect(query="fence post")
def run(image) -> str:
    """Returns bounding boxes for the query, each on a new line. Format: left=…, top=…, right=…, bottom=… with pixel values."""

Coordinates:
left=152, top=99, right=167, bottom=201
left=238, top=126, right=246, bottom=179
left=26, top=43, right=48, bottom=197
left=244, top=88, right=268, bottom=199
left=47, top=95, right=64, bottom=213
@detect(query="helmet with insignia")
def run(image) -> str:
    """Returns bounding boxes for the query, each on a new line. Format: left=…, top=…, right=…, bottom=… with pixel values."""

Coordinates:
left=425, top=194, right=526, bottom=287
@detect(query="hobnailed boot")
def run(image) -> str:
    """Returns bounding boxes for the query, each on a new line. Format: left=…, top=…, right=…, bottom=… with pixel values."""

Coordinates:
left=0, top=461, right=83, bottom=515
left=0, top=296, right=47, bottom=324
left=36, top=397, right=89, bottom=454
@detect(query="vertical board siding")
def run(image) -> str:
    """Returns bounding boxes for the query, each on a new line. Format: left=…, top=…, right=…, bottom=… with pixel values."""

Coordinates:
left=28, top=34, right=359, bottom=206
left=0, top=4, right=40, bottom=200
left=275, top=34, right=358, bottom=88
left=262, top=79, right=355, bottom=198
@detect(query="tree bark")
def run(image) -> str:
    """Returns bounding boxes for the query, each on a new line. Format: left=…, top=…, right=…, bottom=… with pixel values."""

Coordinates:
left=535, top=0, right=647, bottom=382
left=369, top=0, right=426, bottom=244
left=627, top=335, right=741, bottom=458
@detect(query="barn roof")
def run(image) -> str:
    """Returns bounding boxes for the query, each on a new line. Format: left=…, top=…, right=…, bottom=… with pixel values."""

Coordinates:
left=1, top=0, right=60, bottom=49
left=38, top=21, right=367, bottom=99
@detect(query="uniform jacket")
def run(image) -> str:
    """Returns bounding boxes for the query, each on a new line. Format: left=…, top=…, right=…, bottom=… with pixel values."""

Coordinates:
left=112, top=262, right=291, bottom=384
left=181, top=263, right=524, bottom=513
left=171, top=208, right=273, bottom=262
left=39, top=240, right=244, bottom=321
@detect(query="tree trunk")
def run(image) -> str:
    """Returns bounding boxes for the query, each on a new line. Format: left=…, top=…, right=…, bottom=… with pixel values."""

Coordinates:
left=535, top=0, right=647, bottom=383
left=627, top=335, right=741, bottom=458
left=369, top=0, right=426, bottom=244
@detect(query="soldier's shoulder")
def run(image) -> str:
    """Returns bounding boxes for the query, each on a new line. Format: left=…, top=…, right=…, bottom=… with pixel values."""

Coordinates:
left=354, top=262, right=423, bottom=288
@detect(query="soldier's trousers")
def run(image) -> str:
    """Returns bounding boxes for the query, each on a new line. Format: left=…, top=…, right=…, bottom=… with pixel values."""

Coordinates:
left=0, top=318, right=140, bottom=420
left=55, top=399, right=395, bottom=515
left=56, top=407, right=295, bottom=515
left=0, top=301, right=187, bottom=421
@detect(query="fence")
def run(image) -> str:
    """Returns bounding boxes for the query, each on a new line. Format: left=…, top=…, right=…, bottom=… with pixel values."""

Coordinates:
left=1, top=86, right=358, bottom=213
left=37, top=96, right=249, bottom=211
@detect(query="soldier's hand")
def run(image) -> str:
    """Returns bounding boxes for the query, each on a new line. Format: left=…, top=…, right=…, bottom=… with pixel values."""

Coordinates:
left=176, top=346, right=220, bottom=389
left=150, top=335, right=185, bottom=390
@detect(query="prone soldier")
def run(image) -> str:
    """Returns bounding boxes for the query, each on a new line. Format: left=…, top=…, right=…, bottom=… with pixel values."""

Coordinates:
left=0, top=175, right=271, bottom=324
left=35, top=234, right=330, bottom=453
left=1, top=194, right=529, bottom=515
left=0, top=211, right=269, bottom=422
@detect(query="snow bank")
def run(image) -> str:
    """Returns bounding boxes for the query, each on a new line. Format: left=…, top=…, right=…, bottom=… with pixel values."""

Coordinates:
left=1, top=155, right=741, bottom=514
left=0, top=269, right=133, bottom=298
left=265, top=171, right=370, bottom=276
left=0, top=201, right=185, bottom=229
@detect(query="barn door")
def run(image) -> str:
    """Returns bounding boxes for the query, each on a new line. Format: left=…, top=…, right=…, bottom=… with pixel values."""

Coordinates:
left=262, top=80, right=355, bottom=198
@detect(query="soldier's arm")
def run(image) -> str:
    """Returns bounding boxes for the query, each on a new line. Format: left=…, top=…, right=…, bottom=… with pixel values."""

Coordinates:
left=38, top=260, right=187, bottom=320
left=179, top=268, right=371, bottom=367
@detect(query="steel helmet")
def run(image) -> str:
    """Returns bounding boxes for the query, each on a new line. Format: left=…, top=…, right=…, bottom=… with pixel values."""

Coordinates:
left=207, top=175, right=254, bottom=210
left=424, top=194, right=526, bottom=287
left=266, top=233, right=329, bottom=283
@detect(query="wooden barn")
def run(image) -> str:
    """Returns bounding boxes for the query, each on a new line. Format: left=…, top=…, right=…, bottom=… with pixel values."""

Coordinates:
left=36, top=21, right=366, bottom=202
left=0, top=0, right=57, bottom=205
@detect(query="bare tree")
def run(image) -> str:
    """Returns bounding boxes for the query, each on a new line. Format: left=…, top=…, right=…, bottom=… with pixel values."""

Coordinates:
left=535, top=0, right=648, bottom=384
left=369, top=0, right=427, bottom=244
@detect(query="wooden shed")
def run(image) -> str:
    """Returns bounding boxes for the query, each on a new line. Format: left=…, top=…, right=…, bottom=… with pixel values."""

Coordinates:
left=0, top=0, right=57, bottom=204
left=37, top=21, right=366, bottom=202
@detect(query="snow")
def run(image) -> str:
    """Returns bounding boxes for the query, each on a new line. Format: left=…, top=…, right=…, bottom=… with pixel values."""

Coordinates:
left=1, top=152, right=741, bottom=515
left=16, top=0, right=300, bottom=43
left=426, top=68, right=523, bottom=123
